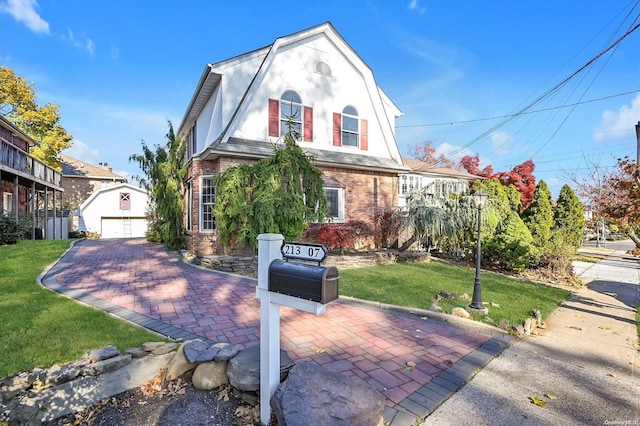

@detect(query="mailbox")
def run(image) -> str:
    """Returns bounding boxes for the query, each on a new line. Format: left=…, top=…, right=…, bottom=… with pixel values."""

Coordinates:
left=268, top=259, right=339, bottom=304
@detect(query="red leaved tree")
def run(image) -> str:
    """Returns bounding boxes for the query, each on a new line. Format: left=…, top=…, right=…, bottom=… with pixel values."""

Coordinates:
left=579, top=156, right=640, bottom=247
left=459, top=154, right=494, bottom=177
left=460, top=155, right=536, bottom=210
left=412, top=141, right=458, bottom=168
left=494, top=160, right=536, bottom=209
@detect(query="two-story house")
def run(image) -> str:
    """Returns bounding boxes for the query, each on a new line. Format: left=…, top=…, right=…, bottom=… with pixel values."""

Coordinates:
left=0, top=115, right=64, bottom=239
left=178, top=22, right=409, bottom=255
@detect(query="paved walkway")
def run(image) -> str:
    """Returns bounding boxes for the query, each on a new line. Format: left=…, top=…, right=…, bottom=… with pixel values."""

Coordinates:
left=423, top=244, right=640, bottom=425
left=41, top=239, right=511, bottom=425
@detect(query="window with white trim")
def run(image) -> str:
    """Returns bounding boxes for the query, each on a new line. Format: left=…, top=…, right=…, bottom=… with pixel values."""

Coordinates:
left=400, top=176, right=408, bottom=195
left=200, top=176, right=216, bottom=232
left=341, top=106, right=359, bottom=147
left=280, top=90, right=302, bottom=137
left=3, top=192, right=12, bottom=214
left=324, top=187, right=344, bottom=222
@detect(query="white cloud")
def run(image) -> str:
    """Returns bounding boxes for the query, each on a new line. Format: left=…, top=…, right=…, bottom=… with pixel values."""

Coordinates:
left=0, top=0, right=49, bottom=34
left=110, top=45, right=119, bottom=60
left=490, top=130, right=513, bottom=156
left=408, top=0, right=426, bottom=14
left=63, top=139, right=100, bottom=163
left=594, top=93, right=640, bottom=141
left=61, top=28, right=95, bottom=56
left=434, top=142, right=476, bottom=163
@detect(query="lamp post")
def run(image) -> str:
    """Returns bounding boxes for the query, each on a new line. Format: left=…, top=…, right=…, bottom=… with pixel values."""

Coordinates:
left=469, top=190, right=488, bottom=313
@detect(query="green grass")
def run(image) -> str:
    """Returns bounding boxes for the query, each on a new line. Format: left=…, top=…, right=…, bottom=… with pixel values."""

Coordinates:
left=0, top=240, right=163, bottom=378
left=339, top=261, right=570, bottom=328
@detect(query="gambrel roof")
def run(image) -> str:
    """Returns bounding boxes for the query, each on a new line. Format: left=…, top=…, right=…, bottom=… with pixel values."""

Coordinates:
left=178, top=22, right=407, bottom=172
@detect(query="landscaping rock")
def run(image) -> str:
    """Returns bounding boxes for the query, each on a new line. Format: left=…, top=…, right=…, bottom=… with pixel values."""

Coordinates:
left=19, top=352, right=175, bottom=422
left=37, top=360, right=89, bottom=390
left=271, top=361, right=385, bottom=426
left=141, top=342, right=166, bottom=352
left=192, top=361, right=229, bottom=390
left=151, top=342, right=178, bottom=355
left=451, top=307, right=471, bottom=319
left=184, top=339, right=221, bottom=363
left=524, top=318, right=533, bottom=335
left=227, top=345, right=294, bottom=392
left=166, top=342, right=197, bottom=380
left=213, top=343, right=242, bottom=362
left=82, top=355, right=132, bottom=376
left=124, top=347, right=148, bottom=359
left=85, top=345, right=120, bottom=362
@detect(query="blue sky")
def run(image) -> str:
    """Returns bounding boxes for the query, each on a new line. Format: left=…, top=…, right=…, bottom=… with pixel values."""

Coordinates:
left=1, top=0, right=639, bottom=198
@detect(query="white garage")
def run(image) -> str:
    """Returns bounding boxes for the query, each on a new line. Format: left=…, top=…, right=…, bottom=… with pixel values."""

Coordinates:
left=78, top=183, right=150, bottom=239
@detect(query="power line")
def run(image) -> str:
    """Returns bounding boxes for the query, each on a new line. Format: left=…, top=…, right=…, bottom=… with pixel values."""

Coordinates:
left=395, top=89, right=640, bottom=129
left=414, top=13, right=640, bottom=169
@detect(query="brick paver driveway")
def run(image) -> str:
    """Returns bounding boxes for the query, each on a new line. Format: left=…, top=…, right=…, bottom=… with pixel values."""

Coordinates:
left=42, top=239, right=510, bottom=424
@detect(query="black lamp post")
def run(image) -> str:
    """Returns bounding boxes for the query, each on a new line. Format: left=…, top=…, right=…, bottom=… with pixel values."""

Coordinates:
left=469, top=190, right=488, bottom=313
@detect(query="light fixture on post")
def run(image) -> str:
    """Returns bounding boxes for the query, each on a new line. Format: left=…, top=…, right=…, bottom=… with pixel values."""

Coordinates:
left=469, top=189, right=489, bottom=314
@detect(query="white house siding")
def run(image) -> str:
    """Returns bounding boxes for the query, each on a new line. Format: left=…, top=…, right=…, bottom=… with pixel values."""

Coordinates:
left=78, top=183, right=149, bottom=239
left=233, top=34, right=394, bottom=161
left=101, top=218, right=148, bottom=239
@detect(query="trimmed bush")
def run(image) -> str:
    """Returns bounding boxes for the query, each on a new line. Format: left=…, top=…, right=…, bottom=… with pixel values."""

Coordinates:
left=484, top=212, right=541, bottom=272
left=303, top=220, right=373, bottom=251
left=0, top=213, right=31, bottom=245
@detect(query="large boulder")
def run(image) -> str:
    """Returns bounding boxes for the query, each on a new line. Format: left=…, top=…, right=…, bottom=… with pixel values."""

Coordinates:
left=226, top=345, right=293, bottom=392
left=192, top=361, right=229, bottom=390
left=271, top=361, right=385, bottom=426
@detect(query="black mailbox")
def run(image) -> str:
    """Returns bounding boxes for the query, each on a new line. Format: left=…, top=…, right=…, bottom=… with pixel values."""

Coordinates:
left=268, top=259, right=339, bottom=304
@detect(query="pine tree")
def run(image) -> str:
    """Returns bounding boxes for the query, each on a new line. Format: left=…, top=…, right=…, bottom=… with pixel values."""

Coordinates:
left=552, top=184, right=585, bottom=248
left=522, top=180, right=553, bottom=251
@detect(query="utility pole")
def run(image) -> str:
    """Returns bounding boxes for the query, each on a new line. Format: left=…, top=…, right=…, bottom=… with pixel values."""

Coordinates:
left=636, top=121, right=639, bottom=165
left=636, top=121, right=640, bottom=185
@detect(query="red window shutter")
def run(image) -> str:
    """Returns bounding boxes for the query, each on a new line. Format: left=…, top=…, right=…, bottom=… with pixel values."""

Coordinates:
left=333, top=112, right=341, bottom=146
left=268, top=99, right=279, bottom=137
left=360, top=118, right=368, bottom=151
left=303, top=106, right=313, bottom=142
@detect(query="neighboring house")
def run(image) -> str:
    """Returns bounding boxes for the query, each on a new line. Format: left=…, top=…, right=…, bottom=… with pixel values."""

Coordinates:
left=178, top=22, right=408, bottom=255
left=77, top=182, right=149, bottom=239
left=398, top=158, right=481, bottom=208
left=60, top=153, right=127, bottom=210
left=0, top=115, right=64, bottom=239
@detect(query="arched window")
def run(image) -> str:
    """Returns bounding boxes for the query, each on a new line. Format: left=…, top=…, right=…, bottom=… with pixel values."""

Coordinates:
left=341, top=106, right=359, bottom=147
left=268, top=91, right=313, bottom=142
left=314, top=61, right=332, bottom=77
left=280, top=90, right=302, bottom=137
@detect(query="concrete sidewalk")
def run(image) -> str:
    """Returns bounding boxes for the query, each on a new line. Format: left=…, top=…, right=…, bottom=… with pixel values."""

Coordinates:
left=422, top=245, right=640, bottom=425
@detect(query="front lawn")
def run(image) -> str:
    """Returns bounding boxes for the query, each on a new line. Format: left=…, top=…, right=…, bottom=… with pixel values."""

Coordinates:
left=339, top=260, right=570, bottom=328
left=0, top=240, right=163, bottom=378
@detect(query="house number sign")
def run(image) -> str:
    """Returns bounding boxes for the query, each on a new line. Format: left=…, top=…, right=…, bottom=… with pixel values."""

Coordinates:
left=281, top=242, right=328, bottom=262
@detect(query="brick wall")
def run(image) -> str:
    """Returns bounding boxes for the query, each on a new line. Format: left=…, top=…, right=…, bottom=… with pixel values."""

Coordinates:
left=320, top=167, right=398, bottom=226
left=61, top=178, right=97, bottom=209
left=186, top=157, right=400, bottom=256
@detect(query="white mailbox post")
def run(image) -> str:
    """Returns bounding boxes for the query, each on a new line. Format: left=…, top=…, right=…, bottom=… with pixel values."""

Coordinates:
left=256, top=234, right=330, bottom=425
